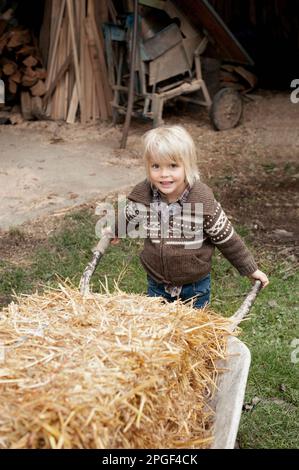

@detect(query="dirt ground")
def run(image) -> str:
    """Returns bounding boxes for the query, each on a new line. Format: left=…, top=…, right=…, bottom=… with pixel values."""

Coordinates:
left=0, top=89, right=298, bottom=261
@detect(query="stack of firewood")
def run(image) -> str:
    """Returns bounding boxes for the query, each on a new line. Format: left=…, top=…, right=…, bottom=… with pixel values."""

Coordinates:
left=0, top=0, right=114, bottom=122
left=0, top=9, right=47, bottom=118
left=40, top=0, right=113, bottom=123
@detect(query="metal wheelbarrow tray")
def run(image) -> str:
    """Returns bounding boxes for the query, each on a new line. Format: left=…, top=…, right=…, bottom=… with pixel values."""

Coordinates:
left=80, top=236, right=261, bottom=449
left=210, top=281, right=261, bottom=449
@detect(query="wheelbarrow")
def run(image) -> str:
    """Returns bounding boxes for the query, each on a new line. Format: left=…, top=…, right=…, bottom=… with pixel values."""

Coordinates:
left=80, top=235, right=262, bottom=449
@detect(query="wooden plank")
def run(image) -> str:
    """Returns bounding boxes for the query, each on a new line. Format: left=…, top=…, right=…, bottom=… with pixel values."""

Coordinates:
left=45, top=0, right=66, bottom=92
left=107, top=0, right=117, bottom=23
left=93, top=77, right=100, bottom=120
left=79, top=0, right=87, bottom=123
left=67, top=17, right=75, bottom=108
left=85, top=16, right=108, bottom=120
left=94, top=0, right=109, bottom=24
left=64, top=19, right=70, bottom=120
left=48, top=0, right=61, bottom=68
left=8, top=78, right=17, bottom=95
left=88, top=8, right=112, bottom=116
left=20, top=91, right=32, bottom=120
left=66, top=84, right=79, bottom=123
left=66, top=0, right=85, bottom=122
left=39, top=0, right=52, bottom=66
left=31, top=96, right=44, bottom=119
left=234, top=66, right=258, bottom=89
left=85, top=30, right=93, bottom=121
left=59, top=16, right=68, bottom=119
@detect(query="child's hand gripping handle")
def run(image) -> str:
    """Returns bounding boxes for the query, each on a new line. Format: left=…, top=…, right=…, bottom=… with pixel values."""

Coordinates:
left=228, top=280, right=262, bottom=333
left=80, top=234, right=111, bottom=296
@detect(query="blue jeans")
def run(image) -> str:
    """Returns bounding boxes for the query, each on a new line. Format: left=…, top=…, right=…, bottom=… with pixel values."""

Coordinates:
left=147, top=274, right=211, bottom=309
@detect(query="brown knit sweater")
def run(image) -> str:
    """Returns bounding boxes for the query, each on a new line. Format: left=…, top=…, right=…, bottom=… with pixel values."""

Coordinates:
left=118, top=179, right=258, bottom=285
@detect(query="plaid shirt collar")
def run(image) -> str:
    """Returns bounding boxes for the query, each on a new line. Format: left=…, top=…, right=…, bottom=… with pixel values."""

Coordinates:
left=152, top=184, right=191, bottom=206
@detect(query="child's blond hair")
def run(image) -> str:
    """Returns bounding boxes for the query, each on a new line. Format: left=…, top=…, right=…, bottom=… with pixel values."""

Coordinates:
left=143, top=125, right=200, bottom=187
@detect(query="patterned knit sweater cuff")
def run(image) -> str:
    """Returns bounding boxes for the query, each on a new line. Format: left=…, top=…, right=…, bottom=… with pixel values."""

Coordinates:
left=237, top=258, right=258, bottom=276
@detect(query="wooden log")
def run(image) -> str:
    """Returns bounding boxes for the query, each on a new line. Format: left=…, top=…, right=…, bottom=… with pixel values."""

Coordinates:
left=7, top=28, right=31, bottom=48
left=0, top=8, right=14, bottom=21
left=35, top=68, right=47, bottom=80
left=23, top=55, right=38, bottom=68
left=0, top=19, right=7, bottom=37
left=30, top=79, right=46, bottom=97
left=22, top=74, right=39, bottom=88
left=31, top=96, right=44, bottom=119
left=8, top=78, right=17, bottom=95
left=0, top=31, right=11, bottom=54
left=2, top=60, right=17, bottom=76
left=15, top=45, right=37, bottom=58
left=20, top=91, right=33, bottom=120
left=23, top=66, right=37, bottom=78
left=10, top=70, right=22, bottom=83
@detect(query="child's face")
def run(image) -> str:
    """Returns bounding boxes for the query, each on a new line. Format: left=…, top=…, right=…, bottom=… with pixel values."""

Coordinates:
left=148, top=158, right=186, bottom=202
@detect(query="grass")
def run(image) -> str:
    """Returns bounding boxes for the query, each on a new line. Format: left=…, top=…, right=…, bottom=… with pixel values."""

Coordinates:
left=0, top=210, right=298, bottom=449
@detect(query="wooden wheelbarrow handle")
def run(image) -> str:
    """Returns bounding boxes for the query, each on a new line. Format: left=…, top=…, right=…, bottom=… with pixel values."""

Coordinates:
left=228, top=280, right=262, bottom=333
left=80, top=235, right=111, bottom=296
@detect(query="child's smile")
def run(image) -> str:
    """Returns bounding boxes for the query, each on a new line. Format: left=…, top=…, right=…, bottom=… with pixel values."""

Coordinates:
left=149, top=159, right=186, bottom=202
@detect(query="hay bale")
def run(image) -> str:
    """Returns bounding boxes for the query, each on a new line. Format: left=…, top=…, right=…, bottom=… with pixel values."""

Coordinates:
left=0, top=285, right=233, bottom=449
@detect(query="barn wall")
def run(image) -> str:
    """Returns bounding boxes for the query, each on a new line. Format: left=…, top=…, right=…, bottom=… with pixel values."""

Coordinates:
left=208, top=0, right=299, bottom=87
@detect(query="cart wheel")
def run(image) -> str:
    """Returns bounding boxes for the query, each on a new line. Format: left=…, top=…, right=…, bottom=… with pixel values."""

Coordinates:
left=210, top=88, right=243, bottom=131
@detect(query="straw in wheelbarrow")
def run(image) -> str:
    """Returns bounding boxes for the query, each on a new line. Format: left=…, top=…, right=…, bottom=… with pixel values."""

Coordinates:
left=0, top=284, right=234, bottom=449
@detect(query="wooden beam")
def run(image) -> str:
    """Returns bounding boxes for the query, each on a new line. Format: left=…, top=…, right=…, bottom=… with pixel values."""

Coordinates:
left=43, top=54, right=72, bottom=106
left=66, top=84, right=79, bottom=123
left=66, top=0, right=85, bottom=122
left=45, top=0, right=66, bottom=91
left=85, top=16, right=108, bottom=120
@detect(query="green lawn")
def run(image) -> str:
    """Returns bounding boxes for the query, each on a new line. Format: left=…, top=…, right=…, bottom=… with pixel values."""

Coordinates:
left=0, top=208, right=298, bottom=448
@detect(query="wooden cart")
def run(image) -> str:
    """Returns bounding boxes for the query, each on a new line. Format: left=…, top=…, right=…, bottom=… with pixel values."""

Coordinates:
left=103, top=7, right=244, bottom=130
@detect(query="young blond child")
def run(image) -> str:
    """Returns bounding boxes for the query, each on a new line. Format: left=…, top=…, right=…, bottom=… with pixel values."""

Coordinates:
left=111, top=125, right=268, bottom=308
